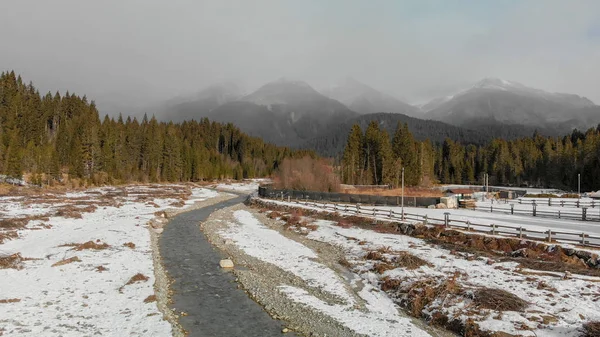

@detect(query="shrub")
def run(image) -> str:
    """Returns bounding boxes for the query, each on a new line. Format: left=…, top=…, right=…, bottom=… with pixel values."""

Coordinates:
left=272, top=156, right=340, bottom=192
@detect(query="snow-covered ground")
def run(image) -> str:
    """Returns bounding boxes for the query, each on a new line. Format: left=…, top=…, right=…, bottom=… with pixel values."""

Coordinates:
left=439, top=184, right=568, bottom=195
left=211, top=179, right=269, bottom=193
left=0, top=185, right=220, bottom=337
left=219, top=210, right=431, bottom=337
left=304, top=219, right=600, bottom=336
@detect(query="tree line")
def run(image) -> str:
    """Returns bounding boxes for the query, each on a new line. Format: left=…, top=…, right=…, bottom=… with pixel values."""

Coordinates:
left=341, top=121, right=600, bottom=192
left=0, top=71, right=311, bottom=185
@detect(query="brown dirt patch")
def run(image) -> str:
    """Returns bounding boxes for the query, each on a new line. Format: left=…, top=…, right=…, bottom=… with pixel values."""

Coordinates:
left=96, top=265, right=108, bottom=272
left=472, top=287, right=528, bottom=312
left=51, top=256, right=81, bottom=267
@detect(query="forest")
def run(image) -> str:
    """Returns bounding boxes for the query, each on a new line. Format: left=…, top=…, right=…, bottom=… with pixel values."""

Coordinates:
left=0, top=71, right=311, bottom=185
left=3, top=71, right=600, bottom=192
left=341, top=120, right=600, bottom=191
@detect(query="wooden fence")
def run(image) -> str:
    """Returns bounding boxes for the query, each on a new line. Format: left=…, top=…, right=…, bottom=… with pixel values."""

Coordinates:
left=510, top=198, right=599, bottom=209
left=473, top=204, right=600, bottom=222
left=288, top=200, right=600, bottom=248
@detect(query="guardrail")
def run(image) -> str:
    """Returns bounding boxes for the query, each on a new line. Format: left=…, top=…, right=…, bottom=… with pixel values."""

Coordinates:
left=285, top=199, right=600, bottom=248
left=473, top=204, right=600, bottom=222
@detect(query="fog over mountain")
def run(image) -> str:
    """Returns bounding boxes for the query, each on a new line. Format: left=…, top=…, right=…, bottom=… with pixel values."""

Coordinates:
left=423, top=77, right=600, bottom=132
left=1, top=1, right=600, bottom=117
left=321, top=78, right=421, bottom=117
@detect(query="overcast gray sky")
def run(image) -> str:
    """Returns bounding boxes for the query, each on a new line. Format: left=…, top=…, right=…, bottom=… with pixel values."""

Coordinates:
left=1, top=0, right=599, bottom=115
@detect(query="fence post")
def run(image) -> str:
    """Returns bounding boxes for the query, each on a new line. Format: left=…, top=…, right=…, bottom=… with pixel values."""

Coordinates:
left=519, top=199, right=522, bottom=204
left=334, top=204, right=337, bottom=211
left=510, top=204, right=514, bottom=215
left=582, top=207, right=587, bottom=221
left=558, top=210, right=561, bottom=219
left=546, top=230, right=552, bottom=243
left=288, top=195, right=290, bottom=203
left=561, top=200, right=564, bottom=207
left=581, top=232, right=587, bottom=244
left=491, top=223, right=496, bottom=235
left=424, top=214, right=428, bottom=226
left=490, top=205, right=493, bottom=213
left=373, top=208, right=376, bottom=216
left=518, top=226, right=523, bottom=239
left=444, top=212, right=450, bottom=228
left=577, top=199, right=580, bottom=208
left=548, top=198, right=551, bottom=206
left=466, top=221, right=471, bottom=231
left=356, top=204, right=360, bottom=214
left=533, top=205, right=537, bottom=217
left=593, top=200, right=596, bottom=208
left=344, top=205, right=348, bottom=213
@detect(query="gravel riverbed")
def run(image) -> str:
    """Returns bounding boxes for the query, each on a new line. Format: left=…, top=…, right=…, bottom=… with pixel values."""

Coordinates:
left=202, top=203, right=452, bottom=337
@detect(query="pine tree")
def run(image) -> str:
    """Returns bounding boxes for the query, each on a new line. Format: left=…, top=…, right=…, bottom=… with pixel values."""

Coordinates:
left=341, top=124, right=363, bottom=184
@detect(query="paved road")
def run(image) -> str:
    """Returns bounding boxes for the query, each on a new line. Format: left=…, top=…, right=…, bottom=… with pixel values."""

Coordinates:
left=160, top=196, right=290, bottom=337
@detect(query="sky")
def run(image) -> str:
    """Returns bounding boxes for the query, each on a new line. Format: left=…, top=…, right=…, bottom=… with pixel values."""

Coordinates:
left=1, top=0, right=599, bottom=115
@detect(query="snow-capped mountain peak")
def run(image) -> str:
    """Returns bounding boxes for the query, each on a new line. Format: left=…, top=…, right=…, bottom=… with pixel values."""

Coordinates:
left=472, top=77, right=524, bottom=91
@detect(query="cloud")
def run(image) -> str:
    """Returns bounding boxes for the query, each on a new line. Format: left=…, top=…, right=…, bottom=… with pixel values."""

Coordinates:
left=1, top=0, right=599, bottom=114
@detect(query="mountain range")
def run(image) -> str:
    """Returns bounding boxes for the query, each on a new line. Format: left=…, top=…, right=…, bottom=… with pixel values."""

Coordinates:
left=156, top=76, right=600, bottom=155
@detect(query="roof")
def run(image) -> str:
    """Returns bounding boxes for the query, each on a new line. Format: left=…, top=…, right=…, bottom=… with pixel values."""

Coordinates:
left=446, top=189, right=477, bottom=194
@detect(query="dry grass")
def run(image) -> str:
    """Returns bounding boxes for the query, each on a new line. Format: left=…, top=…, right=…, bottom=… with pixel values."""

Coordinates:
left=365, top=250, right=431, bottom=271
left=373, top=262, right=395, bottom=274
left=0, top=298, right=21, bottom=304
left=0, top=253, right=24, bottom=269
left=54, top=205, right=83, bottom=219
left=143, top=295, right=157, bottom=303
left=403, top=276, right=462, bottom=317
left=125, top=273, right=149, bottom=285
left=0, top=218, right=28, bottom=229
left=582, top=321, right=600, bottom=337
left=169, top=200, right=185, bottom=208
left=394, top=251, right=432, bottom=270
left=472, top=287, right=528, bottom=312
left=96, top=265, right=108, bottom=272
left=267, top=211, right=282, bottom=219
left=365, top=251, right=385, bottom=261
left=119, top=273, right=149, bottom=293
left=123, top=242, right=136, bottom=249
left=60, top=241, right=110, bottom=251
left=338, top=256, right=352, bottom=268
left=0, top=230, right=18, bottom=244
left=51, top=256, right=81, bottom=267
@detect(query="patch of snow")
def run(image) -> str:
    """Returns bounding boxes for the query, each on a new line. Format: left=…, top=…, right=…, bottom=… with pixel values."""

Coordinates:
left=0, top=186, right=221, bottom=337
left=303, top=219, right=600, bottom=337
left=223, top=210, right=353, bottom=303
left=279, top=285, right=429, bottom=337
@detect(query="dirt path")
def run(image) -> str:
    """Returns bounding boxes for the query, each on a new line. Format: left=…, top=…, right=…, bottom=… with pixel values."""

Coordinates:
left=160, top=196, right=291, bottom=337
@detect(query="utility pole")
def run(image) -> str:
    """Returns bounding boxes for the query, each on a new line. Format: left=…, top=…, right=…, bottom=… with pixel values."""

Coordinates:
left=401, top=167, right=405, bottom=220
left=578, top=173, right=581, bottom=198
